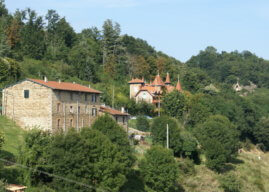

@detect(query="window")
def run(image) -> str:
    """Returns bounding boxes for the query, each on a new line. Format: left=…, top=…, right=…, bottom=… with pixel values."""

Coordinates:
left=70, top=119, right=73, bottom=127
left=70, top=92, right=73, bottom=100
left=85, top=94, right=87, bottom=101
left=24, top=90, right=29, bottom=99
left=92, top=94, right=97, bottom=103
left=123, top=117, right=125, bottom=124
left=92, top=108, right=97, bottom=116
left=78, top=106, right=80, bottom=114
left=57, top=119, right=61, bottom=129
left=116, top=117, right=118, bottom=122
left=85, top=105, right=88, bottom=113
left=57, top=103, right=61, bottom=113
left=58, top=91, right=61, bottom=99
left=70, top=106, right=73, bottom=113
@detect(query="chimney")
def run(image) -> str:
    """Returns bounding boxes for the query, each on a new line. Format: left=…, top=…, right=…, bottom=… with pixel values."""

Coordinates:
left=88, top=84, right=91, bottom=88
left=44, top=76, right=48, bottom=82
left=73, top=82, right=76, bottom=84
left=121, top=107, right=125, bottom=113
left=58, top=79, right=61, bottom=83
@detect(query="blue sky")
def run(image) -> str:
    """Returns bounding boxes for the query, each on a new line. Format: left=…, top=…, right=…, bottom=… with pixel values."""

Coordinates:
left=5, top=0, right=269, bottom=62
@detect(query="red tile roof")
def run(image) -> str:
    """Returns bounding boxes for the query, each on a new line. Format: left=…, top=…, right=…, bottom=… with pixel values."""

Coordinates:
left=128, top=78, right=144, bottom=84
left=100, top=106, right=129, bottom=116
left=176, top=81, right=182, bottom=91
left=28, top=79, right=101, bottom=94
left=165, top=85, right=175, bottom=93
left=165, top=73, right=171, bottom=84
left=152, top=74, right=165, bottom=86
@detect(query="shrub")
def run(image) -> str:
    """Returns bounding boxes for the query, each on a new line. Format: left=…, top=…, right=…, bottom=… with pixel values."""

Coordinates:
left=253, top=117, right=269, bottom=151
left=194, top=115, right=239, bottom=171
left=219, top=172, right=241, bottom=192
left=139, top=146, right=179, bottom=192
left=136, top=116, right=150, bottom=132
left=178, top=158, right=196, bottom=176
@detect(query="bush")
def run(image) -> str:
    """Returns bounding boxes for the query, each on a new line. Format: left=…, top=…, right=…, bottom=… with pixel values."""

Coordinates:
left=219, top=172, right=241, bottom=192
left=139, top=146, right=179, bottom=192
left=91, top=115, right=135, bottom=168
left=151, top=116, right=183, bottom=156
left=136, top=116, right=150, bottom=132
left=194, top=115, right=239, bottom=171
left=181, top=133, right=199, bottom=161
left=178, top=158, right=196, bottom=176
left=19, top=128, right=132, bottom=192
left=253, top=117, right=269, bottom=151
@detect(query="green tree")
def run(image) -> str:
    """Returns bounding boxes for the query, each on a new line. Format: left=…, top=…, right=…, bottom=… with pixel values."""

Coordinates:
left=194, top=115, right=239, bottom=171
left=48, top=128, right=128, bottom=192
left=139, top=146, right=179, bottom=192
left=181, top=132, right=199, bottom=161
left=20, top=8, right=46, bottom=59
left=0, top=180, right=5, bottom=192
left=151, top=116, right=183, bottom=156
left=136, top=116, right=150, bottom=132
left=91, top=115, right=135, bottom=168
left=20, top=128, right=130, bottom=192
left=253, top=117, right=269, bottom=151
left=162, top=90, right=185, bottom=119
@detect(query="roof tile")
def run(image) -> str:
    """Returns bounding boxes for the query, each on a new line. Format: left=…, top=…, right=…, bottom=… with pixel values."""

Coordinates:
left=28, top=79, right=101, bottom=94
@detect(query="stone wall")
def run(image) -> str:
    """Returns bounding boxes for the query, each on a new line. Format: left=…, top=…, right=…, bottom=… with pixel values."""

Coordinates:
left=2, top=80, right=52, bottom=130
left=51, top=90, right=101, bottom=132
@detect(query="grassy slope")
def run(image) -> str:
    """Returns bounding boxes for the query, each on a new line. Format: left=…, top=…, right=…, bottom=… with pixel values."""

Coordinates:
left=180, top=150, right=269, bottom=192
left=0, top=116, right=25, bottom=155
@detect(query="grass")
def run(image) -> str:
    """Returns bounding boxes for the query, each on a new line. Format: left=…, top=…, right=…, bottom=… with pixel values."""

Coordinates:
left=0, top=116, right=25, bottom=156
left=179, top=150, right=269, bottom=192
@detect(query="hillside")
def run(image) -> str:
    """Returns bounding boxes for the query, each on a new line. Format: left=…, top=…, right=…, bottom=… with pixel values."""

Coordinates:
left=0, top=116, right=25, bottom=155
left=179, top=149, right=269, bottom=192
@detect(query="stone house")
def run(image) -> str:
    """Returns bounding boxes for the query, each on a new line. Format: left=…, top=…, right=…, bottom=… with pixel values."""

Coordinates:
left=128, top=73, right=182, bottom=106
left=2, top=78, right=129, bottom=132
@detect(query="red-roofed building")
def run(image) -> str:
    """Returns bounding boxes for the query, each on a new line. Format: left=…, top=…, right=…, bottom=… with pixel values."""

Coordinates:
left=99, top=105, right=129, bottom=129
left=2, top=78, right=128, bottom=131
left=129, top=73, right=182, bottom=106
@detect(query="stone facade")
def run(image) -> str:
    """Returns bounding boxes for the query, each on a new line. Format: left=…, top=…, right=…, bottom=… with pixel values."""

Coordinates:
left=2, top=79, right=101, bottom=132
left=2, top=80, right=52, bottom=130
left=51, top=90, right=101, bottom=132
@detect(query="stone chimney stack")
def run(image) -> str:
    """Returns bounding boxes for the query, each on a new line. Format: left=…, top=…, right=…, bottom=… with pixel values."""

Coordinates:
left=44, top=76, right=48, bottom=82
left=121, top=107, right=125, bottom=113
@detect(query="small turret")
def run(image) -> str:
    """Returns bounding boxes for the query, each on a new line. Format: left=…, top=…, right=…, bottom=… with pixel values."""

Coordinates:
left=176, top=75, right=182, bottom=91
left=165, top=72, right=171, bottom=85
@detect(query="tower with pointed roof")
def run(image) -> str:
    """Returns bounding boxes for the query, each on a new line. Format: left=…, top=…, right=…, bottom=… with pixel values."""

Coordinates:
left=128, top=78, right=145, bottom=99
left=128, top=73, right=183, bottom=105
left=165, top=73, right=171, bottom=85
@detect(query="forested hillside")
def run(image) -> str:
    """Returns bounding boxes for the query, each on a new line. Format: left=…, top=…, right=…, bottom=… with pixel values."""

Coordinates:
left=2, top=0, right=269, bottom=191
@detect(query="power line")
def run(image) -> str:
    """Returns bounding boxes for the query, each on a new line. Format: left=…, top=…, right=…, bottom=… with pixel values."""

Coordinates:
left=0, top=158, right=109, bottom=192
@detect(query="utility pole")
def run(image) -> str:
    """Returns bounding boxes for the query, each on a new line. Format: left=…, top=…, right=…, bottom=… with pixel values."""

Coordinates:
left=158, top=94, right=161, bottom=117
left=112, top=85, right=115, bottom=108
left=76, top=100, right=79, bottom=131
left=167, top=124, right=169, bottom=149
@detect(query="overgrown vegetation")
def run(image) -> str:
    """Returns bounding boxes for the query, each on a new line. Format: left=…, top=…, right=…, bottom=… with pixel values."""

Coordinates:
left=1, top=0, right=269, bottom=191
